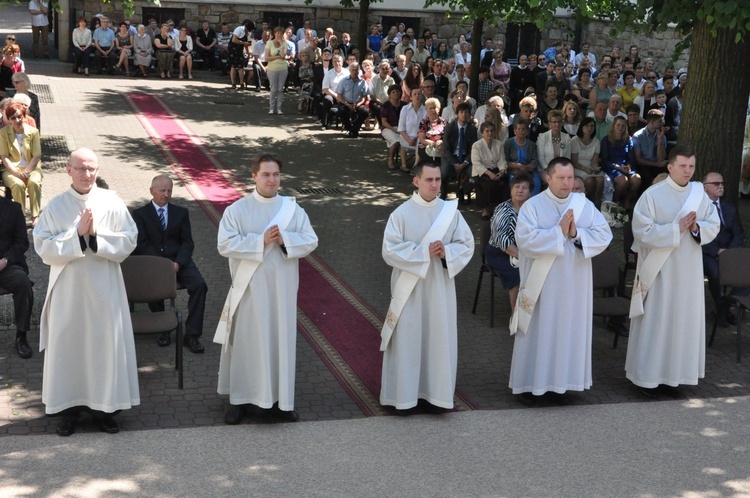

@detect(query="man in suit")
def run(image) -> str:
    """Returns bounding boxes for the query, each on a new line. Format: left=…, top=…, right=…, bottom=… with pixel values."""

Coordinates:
left=440, top=102, right=478, bottom=201
left=425, top=59, right=450, bottom=101
left=702, top=171, right=747, bottom=325
left=0, top=195, right=33, bottom=358
left=132, top=175, right=207, bottom=354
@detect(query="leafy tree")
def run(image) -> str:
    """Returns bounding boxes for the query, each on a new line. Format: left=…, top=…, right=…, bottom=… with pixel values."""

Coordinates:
left=303, top=0, right=377, bottom=56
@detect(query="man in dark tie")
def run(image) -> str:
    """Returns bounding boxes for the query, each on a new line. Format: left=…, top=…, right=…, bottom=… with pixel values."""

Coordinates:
left=425, top=59, right=449, bottom=101
left=0, top=195, right=33, bottom=358
left=702, top=171, right=747, bottom=325
left=440, top=102, right=478, bottom=201
left=132, top=174, right=208, bottom=354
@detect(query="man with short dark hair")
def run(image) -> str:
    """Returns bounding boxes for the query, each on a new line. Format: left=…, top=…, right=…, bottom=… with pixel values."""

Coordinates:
left=132, top=174, right=208, bottom=354
left=476, top=66, right=494, bottom=106
left=510, top=157, right=612, bottom=406
left=217, top=153, right=318, bottom=424
left=627, top=145, right=720, bottom=398
left=440, top=102, right=478, bottom=201
left=195, top=21, right=218, bottom=71
left=632, top=109, right=667, bottom=186
left=380, top=160, right=474, bottom=414
left=425, top=59, right=449, bottom=101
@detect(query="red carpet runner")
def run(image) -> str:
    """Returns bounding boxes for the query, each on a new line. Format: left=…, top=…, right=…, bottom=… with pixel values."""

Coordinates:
left=124, top=92, right=477, bottom=416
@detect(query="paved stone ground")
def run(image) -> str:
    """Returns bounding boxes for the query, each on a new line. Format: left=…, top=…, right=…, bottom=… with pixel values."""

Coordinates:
left=1, top=5, right=750, bottom=437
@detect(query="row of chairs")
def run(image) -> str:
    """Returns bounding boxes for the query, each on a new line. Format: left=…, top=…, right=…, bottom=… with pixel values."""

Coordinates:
left=471, top=219, right=750, bottom=361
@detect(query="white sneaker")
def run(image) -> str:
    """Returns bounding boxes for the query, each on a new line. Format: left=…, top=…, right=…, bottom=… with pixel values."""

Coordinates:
left=277, top=110, right=283, bottom=115
left=268, top=110, right=275, bottom=114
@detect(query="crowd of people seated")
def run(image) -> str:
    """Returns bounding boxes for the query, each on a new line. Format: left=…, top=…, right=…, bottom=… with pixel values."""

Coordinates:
left=1, top=35, right=43, bottom=227
left=173, top=18, right=685, bottom=216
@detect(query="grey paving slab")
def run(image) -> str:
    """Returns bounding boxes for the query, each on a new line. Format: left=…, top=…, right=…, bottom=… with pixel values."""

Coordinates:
left=2, top=397, right=750, bottom=497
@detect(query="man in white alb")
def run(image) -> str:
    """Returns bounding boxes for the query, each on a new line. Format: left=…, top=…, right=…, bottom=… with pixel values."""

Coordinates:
left=509, top=157, right=612, bottom=406
left=380, top=160, right=474, bottom=414
left=626, top=145, right=720, bottom=398
left=34, top=148, right=139, bottom=436
left=216, top=152, right=318, bottom=424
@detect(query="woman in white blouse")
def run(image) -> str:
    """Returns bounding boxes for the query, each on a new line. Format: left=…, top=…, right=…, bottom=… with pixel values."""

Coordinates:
left=570, top=116, right=604, bottom=207
left=536, top=109, right=572, bottom=175
left=72, top=17, right=93, bottom=76
left=471, top=121, right=508, bottom=219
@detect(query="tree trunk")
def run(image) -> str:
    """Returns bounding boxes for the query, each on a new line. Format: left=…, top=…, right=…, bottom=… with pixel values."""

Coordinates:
left=357, top=0, right=371, bottom=59
left=678, top=20, right=750, bottom=202
left=469, top=17, right=483, bottom=100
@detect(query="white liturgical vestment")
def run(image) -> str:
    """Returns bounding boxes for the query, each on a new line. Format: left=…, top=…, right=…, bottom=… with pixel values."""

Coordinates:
left=381, top=192, right=474, bottom=409
left=34, top=186, right=140, bottom=414
left=216, top=191, right=318, bottom=410
left=510, top=190, right=612, bottom=395
left=626, top=177, right=719, bottom=388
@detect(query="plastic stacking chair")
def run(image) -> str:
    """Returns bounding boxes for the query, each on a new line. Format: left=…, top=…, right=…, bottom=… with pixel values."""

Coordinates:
left=471, top=219, right=502, bottom=327
left=121, top=255, right=184, bottom=389
left=592, top=250, right=631, bottom=348
left=708, top=248, right=750, bottom=362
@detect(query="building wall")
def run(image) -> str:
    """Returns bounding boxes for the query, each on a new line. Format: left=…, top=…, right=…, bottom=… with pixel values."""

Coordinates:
left=69, top=0, right=689, bottom=71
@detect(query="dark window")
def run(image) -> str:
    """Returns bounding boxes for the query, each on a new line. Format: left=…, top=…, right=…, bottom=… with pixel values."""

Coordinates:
left=505, top=23, right=541, bottom=65
left=141, top=8, right=186, bottom=26
left=261, top=12, right=305, bottom=32
left=380, top=16, right=421, bottom=38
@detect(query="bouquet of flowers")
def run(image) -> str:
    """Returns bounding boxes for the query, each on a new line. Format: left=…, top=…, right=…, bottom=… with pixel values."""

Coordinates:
left=600, top=201, right=629, bottom=228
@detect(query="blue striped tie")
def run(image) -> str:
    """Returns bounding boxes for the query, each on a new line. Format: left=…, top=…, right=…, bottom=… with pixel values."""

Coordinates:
left=158, top=207, right=166, bottom=231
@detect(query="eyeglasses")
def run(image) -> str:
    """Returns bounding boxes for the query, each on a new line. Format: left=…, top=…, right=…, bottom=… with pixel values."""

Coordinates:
left=704, top=182, right=724, bottom=186
left=646, top=76, right=656, bottom=80
left=9, top=114, right=23, bottom=121
left=549, top=120, right=562, bottom=125
left=6, top=37, right=15, bottom=41
left=71, top=166, right=99, bottom=174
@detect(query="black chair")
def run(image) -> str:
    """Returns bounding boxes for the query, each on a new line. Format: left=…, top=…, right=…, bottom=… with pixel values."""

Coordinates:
left=121, top=255, right=184, bottom=388
left=708, top=248, right=750, bottom=362
left=471, top=219, right=503, bottom=327
left=622, top=220, right=637, bottom=289
left=592, top=250, right=631, bottom=348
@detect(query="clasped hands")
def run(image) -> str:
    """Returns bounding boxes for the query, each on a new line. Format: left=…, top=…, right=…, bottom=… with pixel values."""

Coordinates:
left=679, top=211, right=698, bottom=233
left=429, top=240, right=446, bottom=259
left=559, top=209, right=577, bottom=238
left=77, top=208, right=96, bottom=237
left=264, top=224, right=284, bottom=246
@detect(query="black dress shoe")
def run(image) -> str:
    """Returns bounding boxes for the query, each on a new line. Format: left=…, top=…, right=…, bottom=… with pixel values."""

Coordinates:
left=517, top=393, right=538, bottom=406
left=225, top=405, right=245, bottom=425
left=658, top=385, right=686, bottom=399
left=183, top=336, right=205, bottom=354
left=638, top=386, right=659, bottom=399
left=56, top=419, right=76, bottom=437
left=15, top=336, right=32, bottom=359
left=274, top=409, right=299, bottom=422
left=157, top=331, right=171, bottom=347
left=99, top=417, right=120, bottom=434
left=423, top=403, right=447, bottom=415
left=546, top=392, right=571, bottom=406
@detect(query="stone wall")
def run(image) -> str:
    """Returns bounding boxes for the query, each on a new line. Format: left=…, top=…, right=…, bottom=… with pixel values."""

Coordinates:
left=69, top=0, right=689, bottom=70
left=541, top=18, right=690, bottom=73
